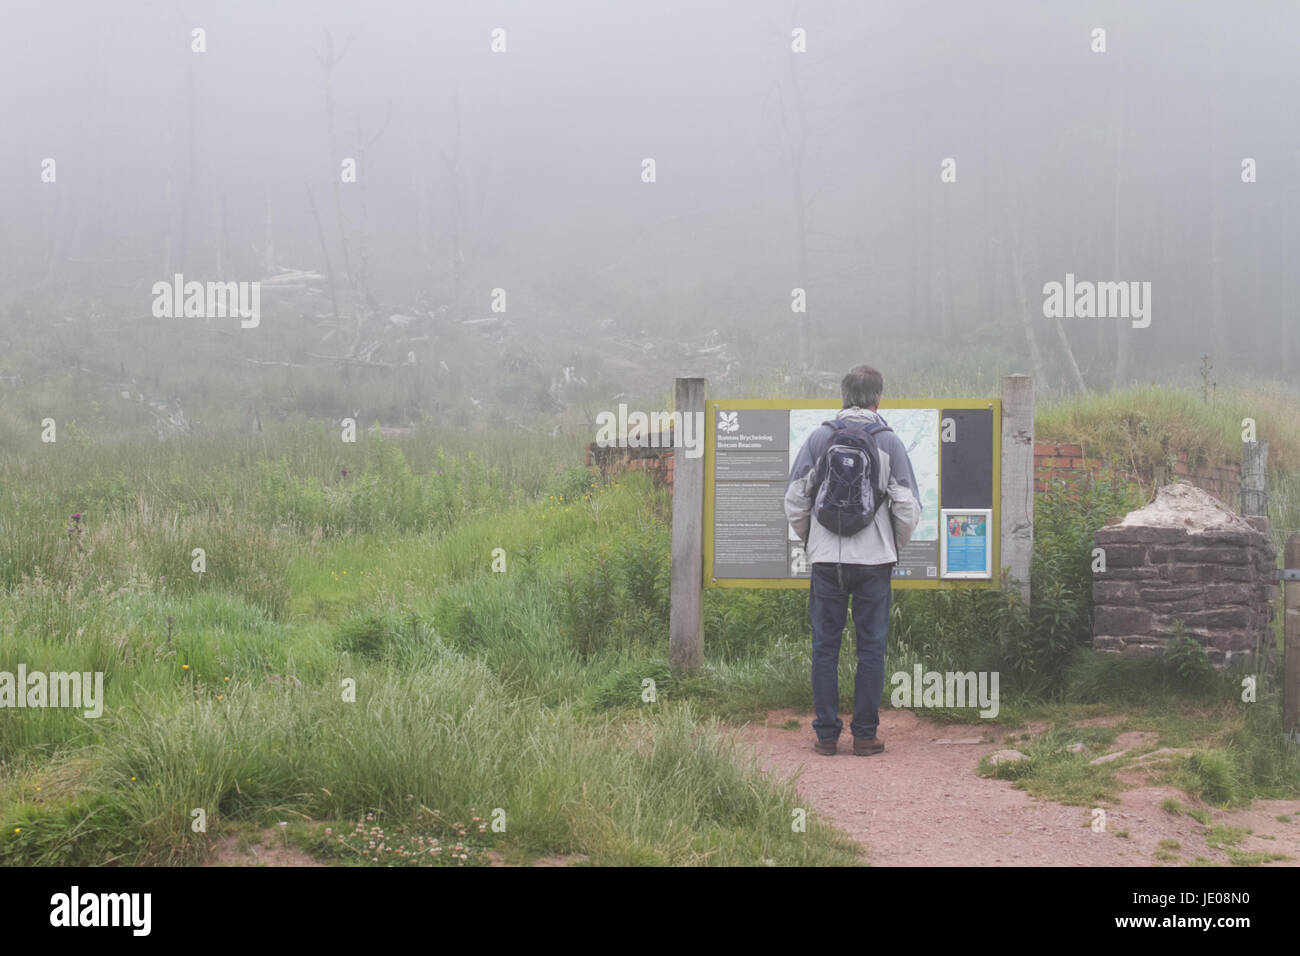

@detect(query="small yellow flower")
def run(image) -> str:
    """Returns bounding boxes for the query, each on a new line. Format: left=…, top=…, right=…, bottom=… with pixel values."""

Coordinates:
left=182, top=665, right=189, bottom=670
left=217, top=695, right=224, bottom=701
left=224, top=676, right=229, bottom=682
left=13, top=828, right=20, bottom=834
left=131, top=776, right=136, bottom=781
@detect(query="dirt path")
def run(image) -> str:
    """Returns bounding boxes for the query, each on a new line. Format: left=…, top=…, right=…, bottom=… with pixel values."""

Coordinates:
left=737, top=708, right=1300, bottom=867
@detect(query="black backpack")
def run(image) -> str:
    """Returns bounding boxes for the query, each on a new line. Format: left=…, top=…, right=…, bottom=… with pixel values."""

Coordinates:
left=811, top=419, right=891, bottom=536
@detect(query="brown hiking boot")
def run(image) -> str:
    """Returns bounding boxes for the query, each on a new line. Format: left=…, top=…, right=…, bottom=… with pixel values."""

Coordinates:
left=813, top=738, right=838, bottom=756
left=853, top=736, right=885, bottom=756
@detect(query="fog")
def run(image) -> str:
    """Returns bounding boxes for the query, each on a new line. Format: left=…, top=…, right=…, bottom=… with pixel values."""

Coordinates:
left=1, top=0, right=1295, bottom=425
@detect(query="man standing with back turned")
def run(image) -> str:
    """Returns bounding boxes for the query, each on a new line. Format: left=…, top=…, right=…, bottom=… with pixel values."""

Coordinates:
left=784, top=365, right=921, bottom=756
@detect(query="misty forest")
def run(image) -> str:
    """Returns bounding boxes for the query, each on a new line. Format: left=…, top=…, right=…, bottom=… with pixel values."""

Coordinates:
left=2, top=1, right=1300, bottom=872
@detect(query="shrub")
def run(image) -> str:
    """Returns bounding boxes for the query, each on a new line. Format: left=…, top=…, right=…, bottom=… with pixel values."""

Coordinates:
left=561, top=545, right=618, bottom=659
left=998, top=473, right=1146, bottom=695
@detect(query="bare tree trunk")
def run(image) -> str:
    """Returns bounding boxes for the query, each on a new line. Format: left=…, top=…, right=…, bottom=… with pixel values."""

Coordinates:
left=942, top=184, right=953, bottom=338
left=1051, top=309, right=1087, bottom=394
left=315, top=31, right=363, bottom=346
left=787, top=46, right=811, bottom=371
left=216, top=194, right=229, bottom=279
left=413, top=155, right=433, bottom=265
left=1006, top=211, right=1047, bottom=391
left=1207, top=43, right=1226, bottom=365
left=353, top=102, right=391, bottom=317
left=180, top=48, right=196, bottom=278
left=161, top=174, right=174, bottom=278
left=441, top=82, right=467, bottom=322
left=307, top=186, right=341, bottom=324
left=1112, top=121, right=1130, bottom=388
left=262, top=197, right=277, bottom=275
left=35, top=179, right=69, bottom=291
left=1285, top=186, right=1294, bottom=379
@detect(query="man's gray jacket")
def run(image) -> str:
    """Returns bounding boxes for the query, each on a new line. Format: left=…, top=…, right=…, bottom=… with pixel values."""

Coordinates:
left=783, top=406, right=922, bottom=566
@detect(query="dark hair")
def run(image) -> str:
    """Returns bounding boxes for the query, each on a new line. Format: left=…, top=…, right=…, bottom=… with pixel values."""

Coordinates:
left=841, top=365, right=883, bottom=409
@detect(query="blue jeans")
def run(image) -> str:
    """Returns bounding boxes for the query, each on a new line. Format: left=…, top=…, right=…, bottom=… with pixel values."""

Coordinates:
left=810, top=562, right=893, bottom=741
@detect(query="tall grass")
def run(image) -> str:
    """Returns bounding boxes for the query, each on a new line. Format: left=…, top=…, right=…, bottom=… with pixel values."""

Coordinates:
left=1036, top=382, right=1300, bottom=474
left=5, top=382, right=1300, bottom=865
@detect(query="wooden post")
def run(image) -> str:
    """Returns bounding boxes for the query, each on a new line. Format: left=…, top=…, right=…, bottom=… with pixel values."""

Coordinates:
left=1285, top=536, right=1300, bottom=742
left=1000, top=374, right=1034, bottom=611
left=670, top=377, right=706, bottom=671
left=1242, top=439, right=1268, bottom=516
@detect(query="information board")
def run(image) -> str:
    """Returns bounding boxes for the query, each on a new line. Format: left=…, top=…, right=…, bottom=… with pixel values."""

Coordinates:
left=704, top=399, right=1000, bottom=589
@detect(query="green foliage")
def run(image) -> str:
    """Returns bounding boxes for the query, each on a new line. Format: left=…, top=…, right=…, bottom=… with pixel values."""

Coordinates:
left=8, top=381, right=1300, bottom=866
left=561, top=545, right=619, bottom=659
left=999, top=474, right=1146, bottom=694
left=1175, top=751, right=1242, bottom=807
left=705, top=589, right=807, bottom=661
left=336, top=611, right=397, bottom=661
left=1061, top=653, right=1223, bottom=705
left=890, top=588, right=1003, bottom=676
left=1165, top=623, right=1214, bottom=686
left=582, top=657, right=676, bottom=712
left=548, top=465, right=598, bottom=502
left=978, top=723, right=1121, bottom=804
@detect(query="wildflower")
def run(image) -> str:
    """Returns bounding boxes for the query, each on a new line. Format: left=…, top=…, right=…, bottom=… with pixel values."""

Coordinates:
left=13, top=828, right=20, bottom=834
left=182, top=665, right=189, bottom=671
left=71, top=513, right=82, bottom=522
left=131, top=777, right=136, bottom=781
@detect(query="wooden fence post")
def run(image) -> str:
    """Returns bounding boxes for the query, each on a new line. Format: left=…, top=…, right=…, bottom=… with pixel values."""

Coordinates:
left=1000, top=374, right=1034, bottom=614
left=1285, top=535, right=1300, bottom=742
left=670, top=377, right=705, bottom=671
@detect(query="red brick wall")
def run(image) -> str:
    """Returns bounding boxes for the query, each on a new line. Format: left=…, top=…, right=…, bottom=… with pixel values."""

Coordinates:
left=586, top=442, right=675, bottom=490
left=585, top=442, right=1242, bottom=508
left=1034, top=443, right=1241, bottom=508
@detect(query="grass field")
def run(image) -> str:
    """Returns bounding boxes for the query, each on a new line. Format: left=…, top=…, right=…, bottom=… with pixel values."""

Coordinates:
left=2, top=384, right=1299, bottom=866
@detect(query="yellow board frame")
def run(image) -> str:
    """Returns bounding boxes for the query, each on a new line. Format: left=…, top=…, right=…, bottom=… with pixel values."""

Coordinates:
left=704, top=398, right=1001, bottom=590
